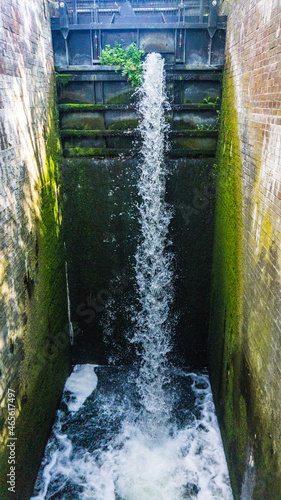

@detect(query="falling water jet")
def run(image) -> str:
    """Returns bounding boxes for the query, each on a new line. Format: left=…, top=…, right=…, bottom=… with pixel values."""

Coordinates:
left=132, top=53, right=174, bottom=430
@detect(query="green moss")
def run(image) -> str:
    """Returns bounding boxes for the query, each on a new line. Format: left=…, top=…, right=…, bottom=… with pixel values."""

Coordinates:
left=172, top=127, right=219, bottom=136
left=209, top=61, right=281, bottom=500
left=238, top=396, right=248, bottom=463
left=108, top=119, right=139, bottom=130
left=180, top=103, right=220, bottom=110
left=60, top=104, right=103, bottom=112
left=56, top=73, right=72, bottom=85
left=61, top=129, right=134, bottom=137
left=64, top=147, right=103, bottom=157
left=64, top=147, right=133, bottom=158
left=59, top=104, right=135, bottom=112
left=56, top=73, right=73, bottom=95
left=20, top=74, right=70, bottom=382
left=61, top=113, right=105, bottom=131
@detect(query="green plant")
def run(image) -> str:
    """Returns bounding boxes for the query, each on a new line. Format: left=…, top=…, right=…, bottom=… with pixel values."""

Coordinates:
left=100, top=42, right=145, bottom=87
left=216, top=109, right=221, bottom=124
left=202, top=96, right=220, bottom=105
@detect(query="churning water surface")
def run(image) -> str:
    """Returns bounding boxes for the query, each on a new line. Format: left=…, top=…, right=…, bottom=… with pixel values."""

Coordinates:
left=31, top=54, right=233, bottom=500
left=31, top=365, right=233, bottom=500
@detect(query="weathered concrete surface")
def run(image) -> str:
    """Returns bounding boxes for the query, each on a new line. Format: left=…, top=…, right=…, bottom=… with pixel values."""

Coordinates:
left=209, top=1, right=281, bottom=498
left=62, top=157, right=215, bottom=369
left=0, top=1, right=70, bottom=498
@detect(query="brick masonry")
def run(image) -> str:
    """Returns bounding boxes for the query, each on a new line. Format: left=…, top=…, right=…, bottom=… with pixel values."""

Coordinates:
left=0, top=0, right=53, bottom=417
left=0, top=0, right=52, bottom=416
left=211, top=0, right=281, bottom=497
left=0, top=1, right=70, bottom=498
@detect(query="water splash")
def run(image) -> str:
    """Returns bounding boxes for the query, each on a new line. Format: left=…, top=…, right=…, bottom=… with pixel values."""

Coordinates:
left=31, top=366, right=233, bottom=500
left=133, top=53, right=173, bottom=424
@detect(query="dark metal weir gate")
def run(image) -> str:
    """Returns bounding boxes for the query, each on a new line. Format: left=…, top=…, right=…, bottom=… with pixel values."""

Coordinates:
left=51, top=0, right=227, bottom=160
left=52, top=0, right=226, bottom=67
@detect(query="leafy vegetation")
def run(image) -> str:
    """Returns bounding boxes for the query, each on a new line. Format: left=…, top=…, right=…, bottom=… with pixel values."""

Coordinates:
left=202, top=96, right=220, bottom=105
left=100, top=42, right=145, bottom=87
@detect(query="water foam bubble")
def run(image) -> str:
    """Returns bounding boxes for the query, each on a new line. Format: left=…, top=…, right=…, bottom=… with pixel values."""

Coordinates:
left=65, top=364, right=98, bottom=412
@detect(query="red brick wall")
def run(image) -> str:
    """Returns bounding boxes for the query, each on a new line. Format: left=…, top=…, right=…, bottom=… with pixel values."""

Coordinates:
left=212, top=1, right=281, bottom=498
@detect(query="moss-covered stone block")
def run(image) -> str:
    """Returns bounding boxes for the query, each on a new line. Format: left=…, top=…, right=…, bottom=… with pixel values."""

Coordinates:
left=108, top=118, right=139, bottom=131
left=63, top=135, right=106, bottom=149
left=61, top=112, right=105, bottom=130
left=63, top=147, right=132, bottom=158
left=105, top=90, right=134, bottom=105
left=174, top=136, right=217, bottom=151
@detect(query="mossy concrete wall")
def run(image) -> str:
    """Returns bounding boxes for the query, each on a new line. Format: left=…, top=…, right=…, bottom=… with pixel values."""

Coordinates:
left=0, top=1, right=71, bottom=498
left=62, top=157, right=215, bottom=369
left=209, top=1, right=281, bottom=498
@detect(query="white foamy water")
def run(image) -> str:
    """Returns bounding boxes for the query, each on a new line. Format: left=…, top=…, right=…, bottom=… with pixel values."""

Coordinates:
left=64, top=364, right=98, bottom=412
left=31, top=366, right=233, bottom=500
left=31, top=54, right=233, bottom=500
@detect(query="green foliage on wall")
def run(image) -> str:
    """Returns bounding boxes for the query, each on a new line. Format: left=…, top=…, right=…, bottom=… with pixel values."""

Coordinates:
left=100, top=42, right=145, bottom=87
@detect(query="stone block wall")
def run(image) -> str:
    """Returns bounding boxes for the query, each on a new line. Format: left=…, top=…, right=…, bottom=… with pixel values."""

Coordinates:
left=0, top=1, right=70, bottom=498
left=209, top=0, right=281, bottom=498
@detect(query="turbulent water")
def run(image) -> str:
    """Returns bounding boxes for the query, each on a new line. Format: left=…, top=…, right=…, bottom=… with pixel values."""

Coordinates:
left=31, top=54, right=233, bottom=500
left=31, top=365, right=233, bottom=500
left=132, top=53, right=173, bottom=426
